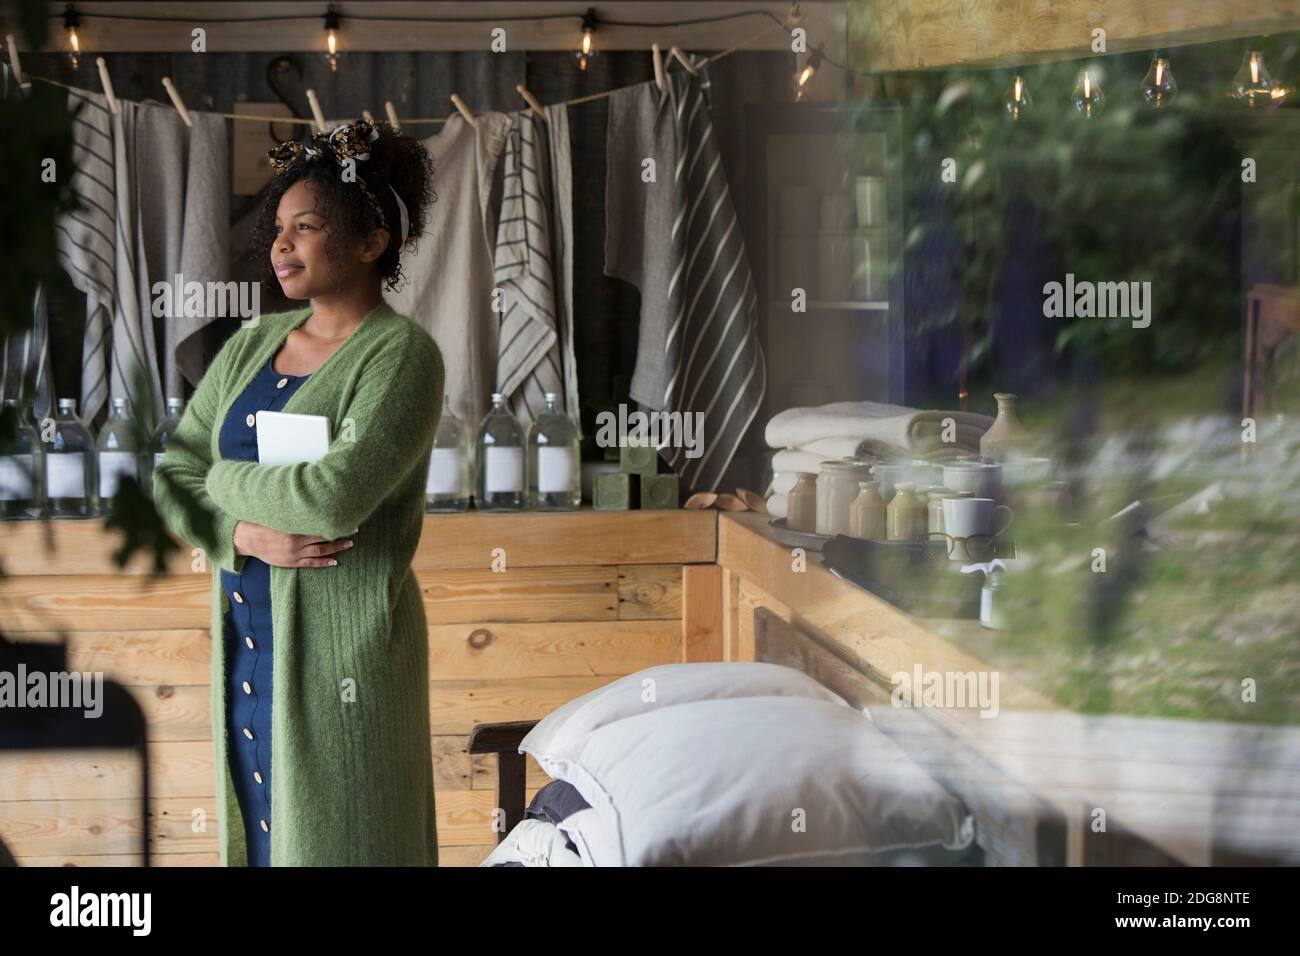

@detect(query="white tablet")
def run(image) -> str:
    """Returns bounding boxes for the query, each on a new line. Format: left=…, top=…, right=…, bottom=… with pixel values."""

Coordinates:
left=255, top=410, right=331, bottom=465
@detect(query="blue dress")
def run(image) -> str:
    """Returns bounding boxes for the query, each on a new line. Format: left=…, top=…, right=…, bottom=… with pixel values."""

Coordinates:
left=217, top=354, right=311, bottom=866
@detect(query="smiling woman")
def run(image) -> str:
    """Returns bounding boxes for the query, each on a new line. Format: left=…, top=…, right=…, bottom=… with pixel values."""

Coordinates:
left=151, top=120, right=446, bottom=867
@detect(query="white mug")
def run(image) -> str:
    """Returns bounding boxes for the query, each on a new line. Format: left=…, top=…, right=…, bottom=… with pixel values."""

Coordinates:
left=942, top=462, right=1002, bottom=500
left=941, top=496, right=1012, bottom=560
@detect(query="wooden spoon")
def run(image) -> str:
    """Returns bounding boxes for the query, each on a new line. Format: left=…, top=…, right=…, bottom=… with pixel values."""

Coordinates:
left=713, top=493, right=748, bottom=512
left=684, top=492, right=718, bottom=510
left=735, top=488, right=768, bottom=513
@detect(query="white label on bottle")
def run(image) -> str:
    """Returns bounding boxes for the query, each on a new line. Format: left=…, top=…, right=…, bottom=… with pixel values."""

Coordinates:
left=47, top=452, right=86, bottom=498
left=538, top=447, right=574, bottom=493
left=99, top=451, right=137, bottom=499
left=153, top=451, right=165, bottom=469
left=0, top=454, right=33, bottom=500
left=426, top=448, right=461, bottom=495
left=484, top=446, right=523, bottom=493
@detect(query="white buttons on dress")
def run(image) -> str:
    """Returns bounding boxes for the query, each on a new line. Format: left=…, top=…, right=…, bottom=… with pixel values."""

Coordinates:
left=254, top=771, right=263, bottom=785
left=233, top=591, right=244, bottom=604
left=260, top=819, right=269, bottom=832
left=245, top=413, right=256, bottom=427
left=276, top=377, right=289, bottom=389
left=245, top=636, right=255, bottom=650
left=243, top=727, right=254, bottom=740
left=242, top=680, right=252, bottom=695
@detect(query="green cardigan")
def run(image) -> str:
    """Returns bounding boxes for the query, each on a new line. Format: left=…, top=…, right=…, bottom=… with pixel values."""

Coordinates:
left=153, top=300, right=445, bottom=866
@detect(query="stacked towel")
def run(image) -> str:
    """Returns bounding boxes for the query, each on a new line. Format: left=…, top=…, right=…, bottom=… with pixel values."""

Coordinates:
left=764, top=401, right=994, bottom=517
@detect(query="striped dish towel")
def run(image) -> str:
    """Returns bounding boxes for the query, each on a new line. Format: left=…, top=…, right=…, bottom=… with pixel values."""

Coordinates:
left=493, top=109, right=577, bottom=428
left=660, top=55, right=767, bottom=492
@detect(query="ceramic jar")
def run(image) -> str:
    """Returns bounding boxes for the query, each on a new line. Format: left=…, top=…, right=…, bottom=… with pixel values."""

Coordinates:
left=927, top=490, right=970, bottom=535
left=980, top=392, right=1037, bottom=461
left=816, top=460, right=874, bottom=535
left=849, top=481, right=887, bottom=541
left=942, top=462, right=1003, bottom=501
left=787, top=472, right=818, bottom=532
left=886, top=482, right=926, bottom=542
left=871, top=460, right=941, bottom=502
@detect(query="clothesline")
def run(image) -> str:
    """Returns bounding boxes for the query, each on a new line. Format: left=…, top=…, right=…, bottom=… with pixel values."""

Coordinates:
left=18, top=21, right=790, bottom=127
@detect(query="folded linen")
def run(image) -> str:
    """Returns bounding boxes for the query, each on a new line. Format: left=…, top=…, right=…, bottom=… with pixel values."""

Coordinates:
left=766, top=492, right=787, bottom=519
left=800, top=435, right=980, bottom=462
left=765, top=401, right=993, bottom=452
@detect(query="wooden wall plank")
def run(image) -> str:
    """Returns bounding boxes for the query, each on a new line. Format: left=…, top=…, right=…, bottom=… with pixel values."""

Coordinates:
left=429, top=676, right=612, bottom=734
left=857, top=0, right=1300, bottom=71
left=617, top=564, right=683, bottom=620
left=417, top=567, right=618, bottom=624
left=0, top=575, right=209, bottom=631
left=428, top=620, right=681, bottom=680
left=682, top=564, right=724, bottom=662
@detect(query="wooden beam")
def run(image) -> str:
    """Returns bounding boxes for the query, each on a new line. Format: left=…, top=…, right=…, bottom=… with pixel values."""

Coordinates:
left=854, top=0, right=1300, bottom=72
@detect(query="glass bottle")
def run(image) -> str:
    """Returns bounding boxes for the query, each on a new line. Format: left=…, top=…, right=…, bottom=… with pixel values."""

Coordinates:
left=0, top=398, right=45, bottom=520
left=146, top=397, right=185, bottom=499
left=476, top=392, right=525, bottom=510
left=96, top=397, right=142, bottom=516
left=426, top=394, right=472, bottom=512
left=46, top=397, right=96, bottom=518
left=528, top=392, right=581, bottom=510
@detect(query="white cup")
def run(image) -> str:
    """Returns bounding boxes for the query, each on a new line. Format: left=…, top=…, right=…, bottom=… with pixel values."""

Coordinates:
left=941, top=496, right=1012, bottom=560
left=942, top=462, right=1002, bottom=500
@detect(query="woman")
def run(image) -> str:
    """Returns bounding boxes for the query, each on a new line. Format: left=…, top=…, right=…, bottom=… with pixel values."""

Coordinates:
left=153, top=120, right=444, bottom=866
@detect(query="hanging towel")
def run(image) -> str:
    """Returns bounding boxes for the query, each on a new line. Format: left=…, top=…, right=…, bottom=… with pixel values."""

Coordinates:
left=56, top=88, right=117, bottom=424
left=545, top=103, right=581, bottom=429
left=0, top=64, right=54, bottom=420
left=606, top=56, right=767, bottom=492
left=134, top=101, right=230, bottom=399
left=388, top=112, right=511, bottom=431
left=492, top=108, right=579, bottom=428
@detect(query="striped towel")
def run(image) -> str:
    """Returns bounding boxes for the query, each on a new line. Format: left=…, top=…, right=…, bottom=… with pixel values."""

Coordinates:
left=493, top=108, right=579, bottom=428
left=659, top=55, right=767, bottom=492
left=57, top=88, right=117, bottom=424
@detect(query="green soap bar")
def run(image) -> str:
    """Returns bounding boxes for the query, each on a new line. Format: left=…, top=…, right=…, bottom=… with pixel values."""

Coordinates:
left=603, top=444, right=621, bottom=462
left=620, top=443, right=658, bottom=475
left=594, top=472, right=632, bottom=510
left=640, top=474, right=679, bottom=509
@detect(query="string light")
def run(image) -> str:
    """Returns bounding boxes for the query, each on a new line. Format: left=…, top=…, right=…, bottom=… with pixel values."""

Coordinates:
left=1003, top=73, right=1031, bottom=120
left=63, top=3, right=80, bottom=71
left=1229, top=49, right=1287, bottom=107
left=323, top=4, right=340, bottom=73
left=1072, top=66, right=1104, bottom=119
left=575, top=8, right=598, bottom=72
left=794, top=44, right=823, bottom=101
left=1140, top=54, right=1177, bottom=108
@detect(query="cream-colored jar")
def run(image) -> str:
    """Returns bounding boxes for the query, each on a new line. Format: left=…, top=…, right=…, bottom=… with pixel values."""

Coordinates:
left=816, top=460, right=873, bottom=535
left=787, top=472, right=818, bottom=532
left=849, top=480, right=886, bottom=540
left=887, top=482, right=926, bottom=542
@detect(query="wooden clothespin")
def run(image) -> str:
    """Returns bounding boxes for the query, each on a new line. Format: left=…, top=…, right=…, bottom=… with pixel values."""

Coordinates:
left=671, top=47, right=700, bottom=76
left=651, top=43, right=666, bottom=92
left=96, top=57, right=118, bottom=114
left=305, top=88, right=327, bottom=133
left=5, top=34, right=29, bottom=92
left=515, top=84, right=547, bottom=122
left=384, top=100, right=401, bottom=133
left=161, top=77, right=193, bottom=127
left=450, top=93, right=477, bottom=129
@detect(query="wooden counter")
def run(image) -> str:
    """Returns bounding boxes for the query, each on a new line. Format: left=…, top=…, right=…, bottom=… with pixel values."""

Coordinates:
left=0, top=507, right=717, bottom=867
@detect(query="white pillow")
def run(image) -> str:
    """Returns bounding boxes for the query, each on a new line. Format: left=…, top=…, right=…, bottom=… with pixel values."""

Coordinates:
left=548, top=695, right=976, bottom=866
left=520, top=662, right=848, bottom=777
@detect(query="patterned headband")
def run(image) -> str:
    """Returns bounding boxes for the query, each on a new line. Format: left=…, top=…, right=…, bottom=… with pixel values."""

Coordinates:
left=266, top=119, right=409, bottom=245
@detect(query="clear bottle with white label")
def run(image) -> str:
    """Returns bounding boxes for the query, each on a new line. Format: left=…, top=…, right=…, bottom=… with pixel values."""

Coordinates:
left=425, top=395, right=471, bottom=512
left=46, top=397, right=96, bottom=518
left=96, top=397, right=142, bottom=516
left=527, top=392, right=581, bottom=510
left=475, top=392, right=525, bottom=510
left=146, top=397, right=185, bottom=499
left=0, top=398, right=46, bottom=520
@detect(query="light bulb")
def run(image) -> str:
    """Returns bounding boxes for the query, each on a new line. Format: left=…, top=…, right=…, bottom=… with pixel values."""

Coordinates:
left=794, top=45, right=824, bottom=102
left=1003, top=74, right=1031, bottom=120
left=1140, top=56, right=1177, bottom=108
left=323, top=5, right=341, bottom=74
left=63, top=4, right=80, bottom=70
left=1072, top=67, right=1105, bottom=119
left=574, top=8, right=598, bottom=72
left=1229, top=50, right=1286, bottom=107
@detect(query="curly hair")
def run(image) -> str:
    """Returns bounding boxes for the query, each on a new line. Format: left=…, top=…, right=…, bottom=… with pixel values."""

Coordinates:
left=252, top=121, right=437, bottom=293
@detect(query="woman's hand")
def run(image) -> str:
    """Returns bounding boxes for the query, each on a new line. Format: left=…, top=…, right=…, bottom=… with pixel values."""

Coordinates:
left=233, top=519, right=356, bottom=568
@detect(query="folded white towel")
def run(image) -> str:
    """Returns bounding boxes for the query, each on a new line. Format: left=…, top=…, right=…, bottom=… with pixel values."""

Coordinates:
left=766, top=492, right=788, bottom=519
left=772, top=449, right=836, bottom=476
left=770, top=472, right=798, bottom=496
left=766, top=401, right=993, bottom=452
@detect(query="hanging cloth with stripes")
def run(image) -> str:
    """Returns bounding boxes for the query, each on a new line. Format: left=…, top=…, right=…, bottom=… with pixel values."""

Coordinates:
left=492, top=108, right=579, bottom=429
